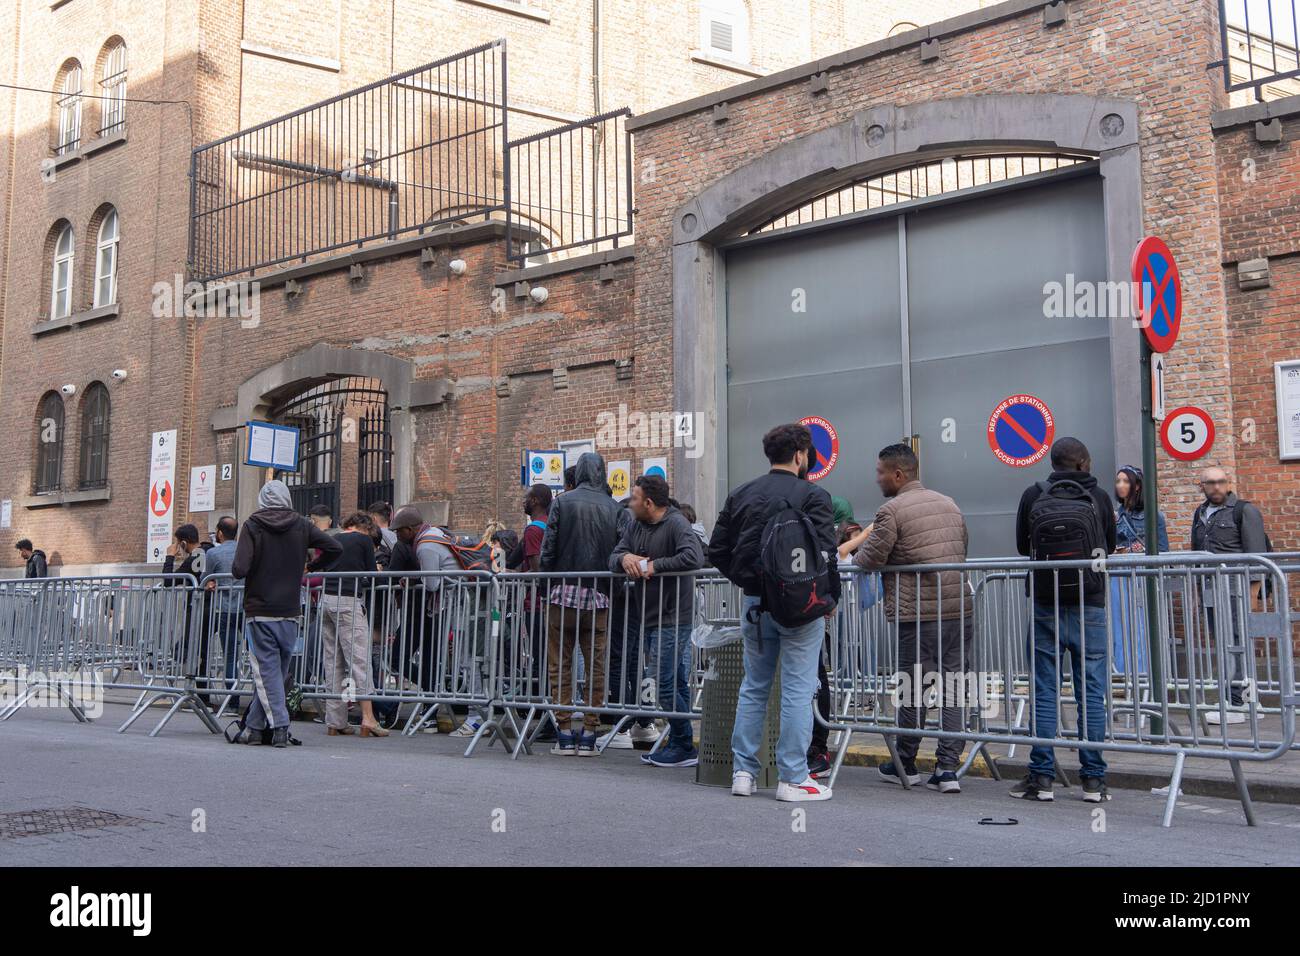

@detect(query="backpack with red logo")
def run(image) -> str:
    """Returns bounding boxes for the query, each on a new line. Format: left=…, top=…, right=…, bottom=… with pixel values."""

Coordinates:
left=758, top=489, right=837, bottom=627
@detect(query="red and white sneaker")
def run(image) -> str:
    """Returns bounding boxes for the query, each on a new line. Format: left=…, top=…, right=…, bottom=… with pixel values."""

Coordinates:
left=776, top=777, right=833, bottom=802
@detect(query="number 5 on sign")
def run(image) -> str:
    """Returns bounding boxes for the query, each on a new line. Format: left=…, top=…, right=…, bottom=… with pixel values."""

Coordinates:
left=1160, top=406, right=1215, bottom=461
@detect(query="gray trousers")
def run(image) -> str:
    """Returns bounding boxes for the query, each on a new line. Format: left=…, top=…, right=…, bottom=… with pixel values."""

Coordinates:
left=320, top=594, right=372, bottom=729
left=245, top=618, right=298, bottom=731
left=895, top=617, right=973, bottom=770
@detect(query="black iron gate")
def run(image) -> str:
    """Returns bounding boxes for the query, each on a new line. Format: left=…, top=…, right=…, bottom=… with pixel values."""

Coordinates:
left=357, top=401, right=393, bottom=510
left=270, top=377, right=390, bottom=518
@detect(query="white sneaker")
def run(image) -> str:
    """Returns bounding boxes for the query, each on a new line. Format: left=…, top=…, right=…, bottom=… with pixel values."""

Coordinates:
left=731, top=770, right=757, bottom=796
left=598, top=728, right=634, bottom=750
left=1205, top=710, right=1247, bottom=725
left=629, top=723, right=660, bottom=744
left=776, top=777, right=833, bottom=802
left=449, top=719, right=482, bottom=738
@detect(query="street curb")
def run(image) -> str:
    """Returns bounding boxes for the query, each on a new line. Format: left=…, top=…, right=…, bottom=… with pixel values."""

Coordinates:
left=839, top=743, right=1299, bottom=805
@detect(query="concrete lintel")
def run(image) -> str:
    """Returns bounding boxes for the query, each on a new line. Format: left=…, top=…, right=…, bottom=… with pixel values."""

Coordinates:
left=493, top=246, right=634, bottom=287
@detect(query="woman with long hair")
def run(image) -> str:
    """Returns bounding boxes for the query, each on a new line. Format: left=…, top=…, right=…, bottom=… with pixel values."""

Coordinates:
left=1110, top=465, right=1169, bottom=676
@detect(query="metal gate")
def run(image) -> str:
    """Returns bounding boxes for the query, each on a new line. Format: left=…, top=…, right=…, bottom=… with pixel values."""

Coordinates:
left=270, top=377, right=390, bottom=518
left=724, top=166, right=1114, bottom=556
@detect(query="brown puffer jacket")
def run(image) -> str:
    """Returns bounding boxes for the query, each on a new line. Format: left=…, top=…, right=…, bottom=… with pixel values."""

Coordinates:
left=853, top=481, right=971, bottom=621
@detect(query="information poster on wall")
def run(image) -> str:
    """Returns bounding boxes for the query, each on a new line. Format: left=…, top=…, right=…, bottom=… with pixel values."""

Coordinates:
left=0, top=500, right=10, bottom=530
left=642, top=456, right=668, bottom=482
left=522, top=449, right=566, bottom=489
left=146, top=430, right=178, bottom=563
left=189, top=464, right=216, bottom=513
left=607, top=459, right=632, bottom=501
left=1275, top=360, right=1300, bottom=461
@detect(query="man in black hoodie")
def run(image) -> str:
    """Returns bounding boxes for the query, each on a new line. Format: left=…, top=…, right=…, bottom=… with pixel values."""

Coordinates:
left=1011, top=436, right=1116, bottom=803
left=539, top=452, right=622, bottom=756
left=15, top=540, right=47, bottom=578
left=610, top=474, right=704, bottom=767
left=232, top=479, right=341, bottom=747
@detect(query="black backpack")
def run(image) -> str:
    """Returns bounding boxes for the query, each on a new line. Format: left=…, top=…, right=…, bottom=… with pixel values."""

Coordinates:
left=758, top=488, right=837, bottom=627
left=1027, top=479, right=1106, bottom=601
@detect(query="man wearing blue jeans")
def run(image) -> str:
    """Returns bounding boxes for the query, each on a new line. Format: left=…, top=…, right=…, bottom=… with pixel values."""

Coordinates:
left=610, top=473, right=704, bottom=767
left=708, top=423, right=840, bottom=802
left=1012, top=437, right=1116, bottom=803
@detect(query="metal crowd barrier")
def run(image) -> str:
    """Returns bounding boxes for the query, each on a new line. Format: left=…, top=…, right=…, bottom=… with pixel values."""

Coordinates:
left=0, top=554, right=1293, bottom=829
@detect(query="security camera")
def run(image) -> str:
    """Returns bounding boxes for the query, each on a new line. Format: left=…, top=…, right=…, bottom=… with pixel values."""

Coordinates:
left=448, top=258, right=467, bottom=276
left=111, top=369, right=128, bottom=382
left=60, top=383, right=76, bottom=396
left=529, top=285, right=549, bottom=304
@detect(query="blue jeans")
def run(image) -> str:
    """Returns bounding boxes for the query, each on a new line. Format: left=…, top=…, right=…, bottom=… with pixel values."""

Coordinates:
left=1029, top=603, right=1108, bottom=780
left=732, top=596, right=824, bottom=784
left=645, top=624, right=694, bottom=751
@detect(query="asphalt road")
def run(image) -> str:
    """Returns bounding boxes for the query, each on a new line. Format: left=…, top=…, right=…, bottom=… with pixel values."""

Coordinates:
left=3, top=705, right=1299, bottom=866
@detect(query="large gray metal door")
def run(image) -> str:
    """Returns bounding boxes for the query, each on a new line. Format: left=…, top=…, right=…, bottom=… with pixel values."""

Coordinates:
left=724, top=172, right=1113, bottom=557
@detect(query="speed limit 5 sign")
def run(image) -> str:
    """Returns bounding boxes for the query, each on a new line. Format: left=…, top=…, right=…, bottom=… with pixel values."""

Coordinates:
left=1160, top=406, right=1215, bottom=461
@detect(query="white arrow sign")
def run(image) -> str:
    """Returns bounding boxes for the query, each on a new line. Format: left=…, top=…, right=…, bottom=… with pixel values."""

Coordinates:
left=1152, top=354, right=1167, bottom=422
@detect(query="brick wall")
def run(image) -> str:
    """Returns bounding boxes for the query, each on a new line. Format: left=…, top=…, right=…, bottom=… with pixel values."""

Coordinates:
left=1216, top=117, right=1300, bottom=553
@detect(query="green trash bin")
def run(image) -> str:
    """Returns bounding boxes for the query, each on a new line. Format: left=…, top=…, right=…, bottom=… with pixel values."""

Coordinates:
left=696, top=638, right=781, bottom=788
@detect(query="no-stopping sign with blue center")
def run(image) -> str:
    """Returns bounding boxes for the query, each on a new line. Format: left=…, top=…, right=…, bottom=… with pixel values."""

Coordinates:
left=987, top=394, right=1056, bottom=467
left=799, top=416, right=839, bottom=482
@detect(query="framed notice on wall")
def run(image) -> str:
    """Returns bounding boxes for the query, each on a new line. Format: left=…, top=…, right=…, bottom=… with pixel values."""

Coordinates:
left=1276, top=361, right=1300, bottom=461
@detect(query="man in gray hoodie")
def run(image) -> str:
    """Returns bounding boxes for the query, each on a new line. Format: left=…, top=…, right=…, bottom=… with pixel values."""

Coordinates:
left=609, top=474, right=704, bottom=767
left=232, top=480, right=340, bottom=747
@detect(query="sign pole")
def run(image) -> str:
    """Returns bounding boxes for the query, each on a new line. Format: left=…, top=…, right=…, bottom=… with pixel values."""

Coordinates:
left=1139, top=338, right=1166, bottom=735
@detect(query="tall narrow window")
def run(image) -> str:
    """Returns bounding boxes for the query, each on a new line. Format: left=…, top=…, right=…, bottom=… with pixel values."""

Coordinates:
left=99, top=42, right=127, bottom=135
left=35, top=392, right=65, bottom=494
left=79, top=382, right=111, bottom=489
left=94, top=209, right=119, bottom=307
left=51, top=224, right=75, bottom=320
left=56, top=64, right=82, bottom=154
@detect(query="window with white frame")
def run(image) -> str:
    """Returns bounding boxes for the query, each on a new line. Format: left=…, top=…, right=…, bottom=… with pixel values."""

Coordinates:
left=94, top=209, right=119, bottom=307
left=700, top=0, right=750, bottom=63
left=50, top=224, right=75, bottom=320
left=99, top=42, right=127, bottom=135
left=56, top=64, right=82, bottom=154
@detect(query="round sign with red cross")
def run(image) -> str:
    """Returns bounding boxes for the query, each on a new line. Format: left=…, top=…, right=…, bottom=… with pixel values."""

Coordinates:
left=987, top=394, right=1056, bottom=467
left=1160, top=406, right=1215, bottom=461
left=1131, top=236, right=1182, bottom=354
left=798, top=416, right=839, bottom=482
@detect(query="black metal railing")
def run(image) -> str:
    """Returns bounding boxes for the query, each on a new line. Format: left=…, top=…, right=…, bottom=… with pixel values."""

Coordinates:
left=505, top=107, right=634, bottom=263
left=1215, top=0, right=1300, bottom=100
left=189, top=40, right=508, bottom=283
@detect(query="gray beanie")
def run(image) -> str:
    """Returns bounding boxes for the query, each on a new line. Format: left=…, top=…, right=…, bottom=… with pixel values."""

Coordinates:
left=257, top=479, right=293, bottom=511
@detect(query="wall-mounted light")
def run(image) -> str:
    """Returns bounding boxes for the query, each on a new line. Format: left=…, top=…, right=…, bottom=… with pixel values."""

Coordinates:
left=111, top=369, right=128, bottom=382
left=60, top=383, right=76, bottom=396
left=529, top=286, right=549, bottom=304
left=448, top=258, right=467, bottom=276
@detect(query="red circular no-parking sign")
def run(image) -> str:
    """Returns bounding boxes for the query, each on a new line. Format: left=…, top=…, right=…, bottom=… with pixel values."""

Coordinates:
left=1131, top=236, right=1182, bottom=353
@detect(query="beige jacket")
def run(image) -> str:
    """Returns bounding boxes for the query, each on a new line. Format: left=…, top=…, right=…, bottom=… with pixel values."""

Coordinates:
left=853, top=480, right=971, bottom=621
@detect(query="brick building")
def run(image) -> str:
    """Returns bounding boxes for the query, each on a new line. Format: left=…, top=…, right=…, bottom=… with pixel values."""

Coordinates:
left=1, top=0, right=1298, bottom=570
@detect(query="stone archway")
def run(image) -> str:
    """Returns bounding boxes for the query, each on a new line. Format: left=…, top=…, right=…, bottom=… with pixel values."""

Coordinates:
left=668, top=93, right=1143, bottom=520
left=211, top=342, right=451, bottom=518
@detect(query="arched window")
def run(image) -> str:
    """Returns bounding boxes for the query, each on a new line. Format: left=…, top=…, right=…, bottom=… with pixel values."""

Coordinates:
left=700, top=0, right=750, bottom=62
left=50, top=223, right=75, bottom=319
left=79, top=382, right=111, bottom=489
left=94, top=208, right=119, bottom=307
left=35, top=392, right=65, bottom=494
left=98, top=40, right=127, bottom=136
left=55, top=61, right=82, bottom=154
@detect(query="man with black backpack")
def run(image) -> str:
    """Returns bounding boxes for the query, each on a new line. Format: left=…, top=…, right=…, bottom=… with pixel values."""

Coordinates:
left=1011, top=437, right=1116, bottom=803
left=708, top=423, right=840, bottom=802
left=1191, top=466, right=1269, bottom=725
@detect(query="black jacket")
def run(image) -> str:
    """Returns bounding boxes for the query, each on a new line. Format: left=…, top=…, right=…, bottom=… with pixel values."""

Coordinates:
left=540, top=452, right=623, bottom=574
left=1190, top=493, right=1268, bottom=555
left=609, top=506, right=705, bottom=625
left=1015, top=470, right=1116, bottom=606
left=324, top=530, right=377, bottom=596
left=708, top=468, right=840, bottom=601
left=24, top=549, right=48, bottom=579
left=232, top=508, right=341, bottom=617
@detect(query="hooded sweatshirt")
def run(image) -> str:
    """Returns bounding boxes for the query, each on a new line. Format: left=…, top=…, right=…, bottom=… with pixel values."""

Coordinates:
left=539, top=452, right=622, bottom=574
left=232, top=480, right=342, bottom=617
